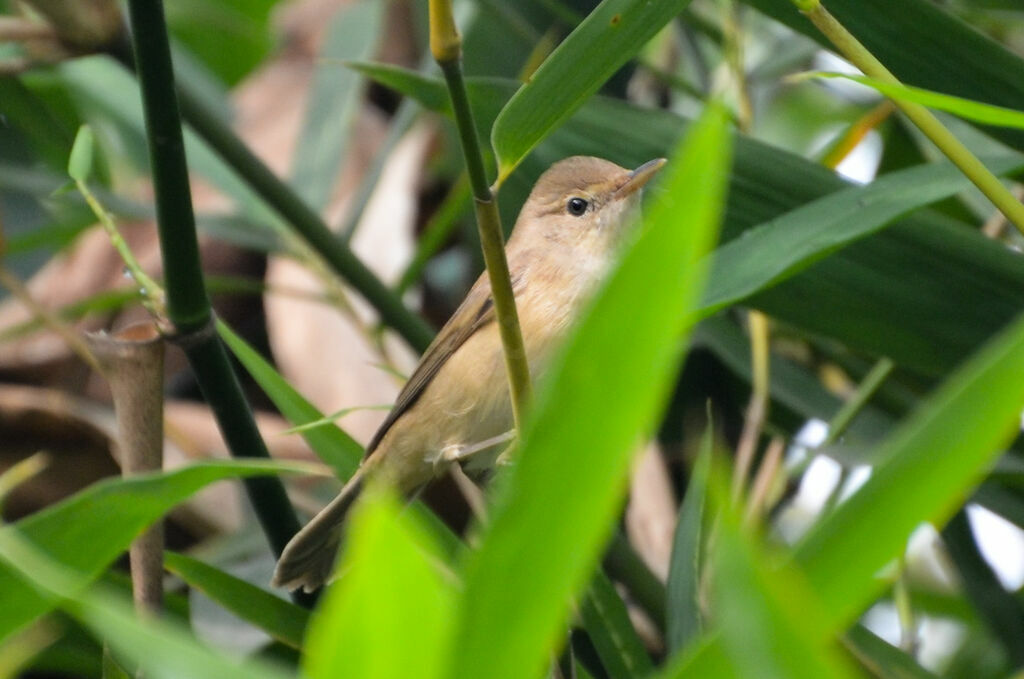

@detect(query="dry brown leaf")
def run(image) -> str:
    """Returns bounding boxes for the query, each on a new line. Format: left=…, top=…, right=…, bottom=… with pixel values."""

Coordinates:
left=626, top=441, right=677, bottom=582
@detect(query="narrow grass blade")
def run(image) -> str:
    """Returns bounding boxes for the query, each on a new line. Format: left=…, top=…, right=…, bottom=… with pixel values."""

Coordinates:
left=800, top=72, right=1024, bottom=131
left=0, top=530, right=291, bottom=679
left=291, top=0, right=382, bottom=210
left=163, top=552, right=309, bottom=649
left=217, top=320, right=363, bottom=478
left=579, top=571, right=653, bottom=679
left=665, top=427, right=712, bottom=653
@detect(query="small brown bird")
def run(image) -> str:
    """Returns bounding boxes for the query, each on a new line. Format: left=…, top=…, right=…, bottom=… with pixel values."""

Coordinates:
left=273, top=155, right=665, bottom=592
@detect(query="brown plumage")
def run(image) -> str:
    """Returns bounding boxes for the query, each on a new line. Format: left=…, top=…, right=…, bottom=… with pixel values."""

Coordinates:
left=272, top=155, right=665, bottom=592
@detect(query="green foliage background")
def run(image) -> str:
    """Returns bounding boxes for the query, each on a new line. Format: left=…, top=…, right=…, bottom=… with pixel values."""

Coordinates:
left=2, top=0, right=1024, bottom=678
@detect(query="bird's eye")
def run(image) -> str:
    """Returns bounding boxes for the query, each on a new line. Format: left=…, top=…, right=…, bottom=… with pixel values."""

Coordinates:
left=566, top=197, right=589, bottom=216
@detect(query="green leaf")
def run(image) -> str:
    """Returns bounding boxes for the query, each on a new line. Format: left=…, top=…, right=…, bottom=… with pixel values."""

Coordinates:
left=163, top=552, right=309, bottom=649
left=490, top=0, right=695, bottom=183
left=665, top=425, right=712, bottom=654
left=59, top=58, right=281, bottom=231
left=447, top=104, right=731, bottom=679
left=844, top=624, right=939, bottom=679
left=793, top=312, right=1024, bottom=628
left=800, top=72, right=1024, bottom=130
left=713, top=492, right=859, bottom=679
left=0, top=530, right=291, bottom=679
left=67, top=126, right=95, bottom=183
left=291, top=0, right=383, bottom=210
left=302, top=485, right=455, bottom=679
left=102, top=645, right=132, bottom=679
left=217, top=320, right=364, bottom=479
left=662, top=312, right=1024, bottom=674
left=579, top=572, right=654, bottom=679
left=741, top=0, right=1024, bottom=149
left=699, top=153, right=1024, bottom=316
left=360, top=67, right=1024, bottom=376
left=0, top=459, right=314, bottom=643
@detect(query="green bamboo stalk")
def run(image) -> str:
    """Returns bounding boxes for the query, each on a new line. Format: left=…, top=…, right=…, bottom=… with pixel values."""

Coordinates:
left=793, top=0, right=1024, bottom=235
left=124, top=0, right=313, bottom=606
left=429, top=0, right=533, bottom=430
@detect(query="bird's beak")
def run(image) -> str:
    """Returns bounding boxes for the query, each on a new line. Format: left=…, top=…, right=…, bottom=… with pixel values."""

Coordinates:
left=614, top=158, right=667, bottom=198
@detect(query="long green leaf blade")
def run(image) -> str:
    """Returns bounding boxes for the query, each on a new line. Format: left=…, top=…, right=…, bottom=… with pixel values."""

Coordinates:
left=579, top=572, right=654, bottom=679
left=794, top=312, right=1024, bottom=628
left=665, top=427, right=712, bottom=653
left=303, top=486, right=455, bottom=679
left=714, top=497, right=859, bottom=679
left=801, top=72, right=1024, bottom=131
left=218, top=320, right=364, bottom=478
left=163, top=551, right=309, bottom=649
left=448, top=103, right=732, bottom=679
left=0, top=460, right=315, bottom=643
left=0, top=531, right=291, bottom=679
left=491, top=0, right=694, bottom=183
left=700, top=153, right=1024, bottom=314
left=291, top=0, right=383, bottom=209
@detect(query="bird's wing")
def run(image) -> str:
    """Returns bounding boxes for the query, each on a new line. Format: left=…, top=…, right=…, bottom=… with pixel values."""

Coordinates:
left=364, top=269, right=521, bottom=457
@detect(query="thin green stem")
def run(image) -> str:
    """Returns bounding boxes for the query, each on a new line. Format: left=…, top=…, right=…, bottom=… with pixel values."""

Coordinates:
left=823, top=357, right=894, bottom=447
left=798, top=1, right=1024, bottom=236
left=125, top=0, right=314, bottom=607
left=433, top=7, right=533, bottom=430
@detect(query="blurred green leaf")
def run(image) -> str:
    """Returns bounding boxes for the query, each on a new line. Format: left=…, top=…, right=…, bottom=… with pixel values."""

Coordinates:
left=0, top=78, right=78, bottom=170
left=0, top=530, right=292, bottom=679
left=59, top=58, right=281, bottom=231
left=217, top=320, right=364, bottom=479
left=665, top=425, right=712, bottom=654
left=579, top=572, right=653, bottom=679
left=794, top=312, right=1024, bottom=628
left=101, top=646, right=131, bottom=679
left=291, top=0, right=383, bottom=210
left=713, top=490, right=859, bottom=679
left=67, top=126, right=95, bottom=183
left=741, top=0, right=1024, bottom=149
left=0, top=460, right=316, bottom=644
left=663, top=312, right=1024, bottom=674
left=447, top=103, right=731, bottom=679
left=165, top=0, right=277, bottom=85
left=163, top=552, right=309, bottom=649
left=491, top=0, right=694, bottom=182
left=302, top=486, right=455, bottom=679
left=844, top=624, right=938, bottom=679
left=801, top=72, right=1024, bottom=130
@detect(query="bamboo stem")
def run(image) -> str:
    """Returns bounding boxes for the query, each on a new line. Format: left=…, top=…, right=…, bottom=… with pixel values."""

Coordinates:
left=86, top=323, right=166, bottom=617
left=430, top=0, right=533, bottom=431
left=124, top=0, right=313, bottom=607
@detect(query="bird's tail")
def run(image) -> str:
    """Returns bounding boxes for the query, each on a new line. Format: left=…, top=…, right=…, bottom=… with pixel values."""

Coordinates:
left=272, top=471, right=364, bottom=593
